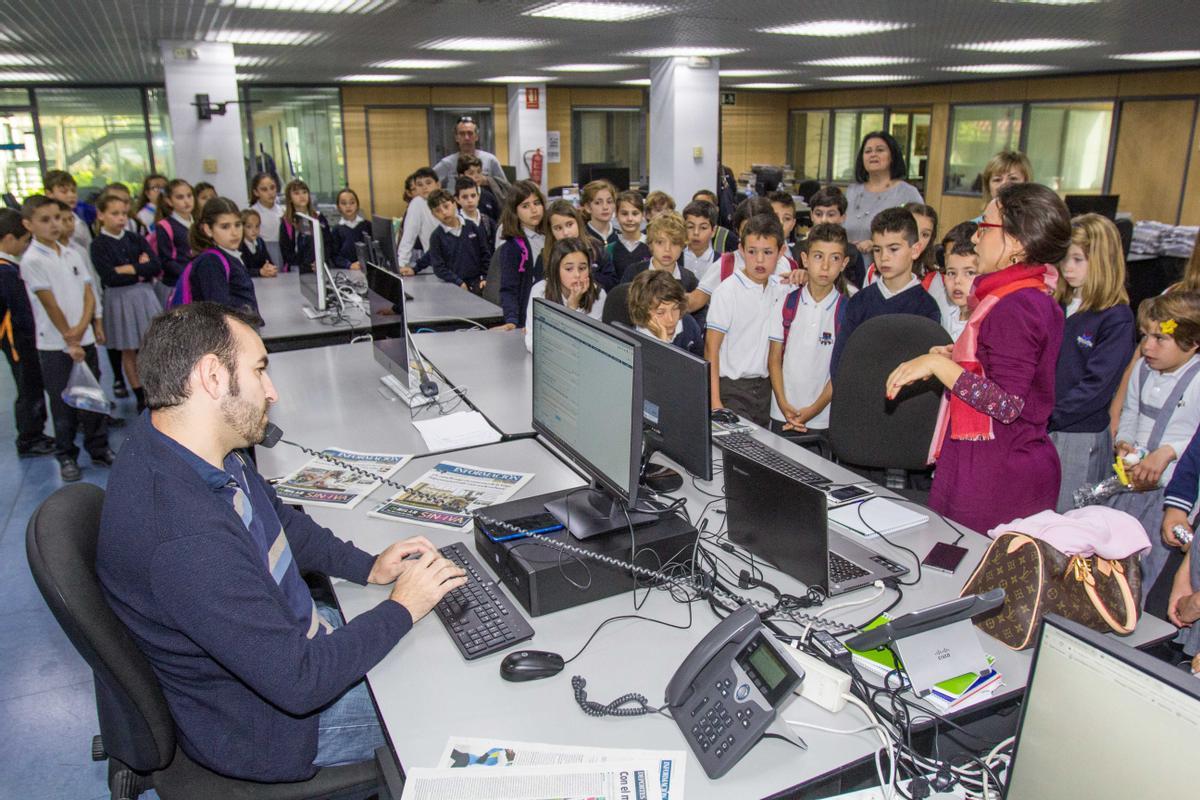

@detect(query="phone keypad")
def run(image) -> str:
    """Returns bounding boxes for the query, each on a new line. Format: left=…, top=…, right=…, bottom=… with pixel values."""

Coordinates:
left=691, top=700, right=734, bottom=752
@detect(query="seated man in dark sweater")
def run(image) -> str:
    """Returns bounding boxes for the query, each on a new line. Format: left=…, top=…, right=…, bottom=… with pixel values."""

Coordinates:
left=830, top=207, right=940, bottom=376
left=96, top=303, right=466, bottom=783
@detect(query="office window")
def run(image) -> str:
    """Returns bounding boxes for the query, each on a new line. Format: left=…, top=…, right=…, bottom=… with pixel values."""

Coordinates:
left=428, top=108, right=495, bottom=169
left=831, top=109, right=884, bottom=182
left=572, top=107, right=646, bottom=188
left=0, top=89, right=30, bottom=106
left=36, top=87, right=152, bottom=194
left=788, top=110, right=831, bottom=183
left=1026, top=101, right=1113, bottom=194
left=945, top=104, right=1023, bottom=195
left=0, top=110, right=40, bottom=200
left=146, top=88, right=174, bottom=179
left=889, top=109, right=932, bottom=185
left=246, top=87, right=344, bottom=204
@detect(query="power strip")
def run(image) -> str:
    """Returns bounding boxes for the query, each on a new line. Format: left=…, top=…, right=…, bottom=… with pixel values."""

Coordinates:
left=782, top=645, right=852, bottom=713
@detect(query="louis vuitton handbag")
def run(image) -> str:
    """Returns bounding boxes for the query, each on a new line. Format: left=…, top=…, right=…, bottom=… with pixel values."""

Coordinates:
left=959, top=533, right=1142, bottom=650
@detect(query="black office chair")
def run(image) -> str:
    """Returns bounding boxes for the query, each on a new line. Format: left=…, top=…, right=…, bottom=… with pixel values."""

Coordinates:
left=1115, top=217, right=1133, bottom=259
left=26, top=483, right=381, bottom=800
left=804, top=315, right=950, bottom=501
left=547, top=185, right=573, bottom=198
left=796, top=180, right=821, bottom=204
left=601, top=283, right=633, bottom=326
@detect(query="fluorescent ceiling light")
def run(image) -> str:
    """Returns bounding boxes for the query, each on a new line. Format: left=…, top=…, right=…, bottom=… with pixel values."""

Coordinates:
left=234, top=55, right=273, bottom=67
left=1111, top=50, right=1200, bottom=62
left=802, top=55, right=917, bottom=67
left=545, top=63, right=637, bottom=72
left=424, top=37, right=550, bottom=51
left=212, top=29, right=324, bottom=46
left=823, top=74, right=916, bottom=82
left=0, top=54, right=44, bottom=66
left=236, top=73, right=267, bottom=81
left=371, top=58, right=468, bottom=69
left=941, top=63, right=1057, bottom=73
left=0, top=72, right=65, bottom=82
left=733, top=82, right=807, bottom=90
left=760, top=20, right=912, bottom=37
left=719, top=68, right=791, bottom=77
left=525, top=2, right=668, bottom=21
left=340, top=74, right=411, bottom=82
left=624, top=46, right=744, bottom=57
left=482, top=75, right=557, bottom=83
left=953, top=38, right=1099, bottom=53
left=995, top=0, right=1103, bottom=4
left=219, top=0, right=392, bottom=11
left=620, top=78, right=652, bottom=86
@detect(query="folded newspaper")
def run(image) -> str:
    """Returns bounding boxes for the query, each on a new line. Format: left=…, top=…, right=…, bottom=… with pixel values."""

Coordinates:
left=369, top=461, right=533, bottom=531
left=400, top=762, right=664, bottom=800
left=273, top=449, right=411, bottom=510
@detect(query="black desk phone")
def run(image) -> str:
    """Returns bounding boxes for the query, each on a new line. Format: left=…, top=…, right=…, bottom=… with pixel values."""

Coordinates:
left=665, top=605, right=805, bottom=779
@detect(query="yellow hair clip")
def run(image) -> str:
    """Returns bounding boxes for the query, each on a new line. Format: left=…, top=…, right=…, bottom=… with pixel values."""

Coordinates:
left=1161, top=319, right=1178, bottom=335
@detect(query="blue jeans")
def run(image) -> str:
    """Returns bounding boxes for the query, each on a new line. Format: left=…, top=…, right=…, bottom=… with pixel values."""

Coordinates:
left=312, top=603, right=386, bottom=768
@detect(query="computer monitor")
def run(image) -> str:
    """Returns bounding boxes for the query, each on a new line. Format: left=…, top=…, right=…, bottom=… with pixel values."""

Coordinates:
left=371, top=215, right=398, bottom=271
left=366, top=262, right=408, bottom=376
left=616, top=324, right=712, bottom=492
left=577, top=164, right=631, bottom=192
left=530, top=298, right=653, bottom=539
left=1065, top=194, right=1119, bottom=220
left=296, top=213, right=330, bottom=312
left=1004, top=615, right=1200, bottom=799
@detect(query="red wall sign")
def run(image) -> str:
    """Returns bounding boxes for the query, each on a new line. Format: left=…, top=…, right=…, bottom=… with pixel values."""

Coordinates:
left=525, top=87, right=540, bottom=109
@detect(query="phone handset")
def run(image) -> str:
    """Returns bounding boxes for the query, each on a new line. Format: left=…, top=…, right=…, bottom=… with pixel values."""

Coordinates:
left=665, top=604, right=761, bottom=708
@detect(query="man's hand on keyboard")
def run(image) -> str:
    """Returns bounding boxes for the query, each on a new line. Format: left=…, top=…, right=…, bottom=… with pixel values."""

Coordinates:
left=389, top=549, right=468, bottom=622
left=368, top=535, right=437, bottom=585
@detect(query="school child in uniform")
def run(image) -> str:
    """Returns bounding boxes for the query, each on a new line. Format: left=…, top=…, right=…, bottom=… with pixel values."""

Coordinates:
left=1108, top=291, right=1200, bottom=597
left=44, top=170, right=93, bottom=252
left=682, top=200, right=721, bottom=282
left=56, top=204, right=105, bottom=355
left=607, top=191, right=650, bottom=279
left=540, top=200, right=617, bottom=290
left=193, top=182, right=217, bottom=215
left=620, top=213, right=699, bottom=292
left=239, top=209, right=278, bottom=278
left=1047, top=214, right=1136, bottom=511
left=20, top=195, right=111, bottom=482
left=100, top=184, right=145, bottom=236
left=829, top=207, right=941, bottom=377
left=396, top=167, right=440, bottom=274
left=425, top=188, right=490, bottom=293
left=279, top=179, right=334, bottom=273
left=182, top=197, right=259, bottom=319
left=135, top=174, right=167, bottom=234
left=496, top=180, right=547, bottom=330
left=154, top=179, right=195, bottom=306
left=0, top=208, right=54, bottom=457
left=938, top=222, right=978, bottom=342
left=523, top=237, right=607, bottom=352
left=249, top=172, right=284, bottom=268
left=768, top=191, right=801, bottom=263
left=808, top=186, right=867, bottom=289
left=644, top=191, right=675, bottom=223
left=458, top=154, right=503, bottom=223
left=687, top=198, right=800, bottom=315
left=705, top=214, right=793, bottom=426
left=767, top=223, right=849, bottom=441
left=581, top=179, right=619, bottom=246
left=863, top=203, right=938, bottom=287
left=90, top=194, right=162, bottom=413
left=1162, top=430, right=1200, bottom=658
left=626, top=269, right=703, bottom=357
left=330, top=188, right=371, bottom=270
left=455, top=177, right=497, bottom=249
left=692, top=189, right=738, bottom=253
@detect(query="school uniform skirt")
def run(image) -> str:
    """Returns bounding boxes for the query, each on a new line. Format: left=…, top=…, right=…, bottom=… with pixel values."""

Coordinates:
left=1050, top=429, right=1112, bottom=513
left=105, top=283, right=163, bottom=351
left=153, top=279, right=173, bottom=308
left=1107, top=487, right=1168, bottom=601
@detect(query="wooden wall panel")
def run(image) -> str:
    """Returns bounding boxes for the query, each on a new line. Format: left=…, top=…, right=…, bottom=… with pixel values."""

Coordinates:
left=364, top=107, right=428, bottom=219
left=1110, top=99, right=1196, bottom=224
left=719, top=91, right=789, bottom=179
left=545, top=87, right=573, bottom=189
left=1181, top=127, right=1200, bottom=227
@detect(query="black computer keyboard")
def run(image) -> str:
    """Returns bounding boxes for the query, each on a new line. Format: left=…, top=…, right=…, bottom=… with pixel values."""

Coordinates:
left=714, top=433, right=831, bottom=487
left=434, top=543, right=535, bottom=660
left=829, top=552, right=870, bottom=583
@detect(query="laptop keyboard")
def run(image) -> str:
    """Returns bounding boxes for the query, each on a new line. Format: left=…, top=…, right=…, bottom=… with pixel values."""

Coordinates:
left=829, top=552, right=870, bottom=583
left=714, top=433, right=831, bottom=487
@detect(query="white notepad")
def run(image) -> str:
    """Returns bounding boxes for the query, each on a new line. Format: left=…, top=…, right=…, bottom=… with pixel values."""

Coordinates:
left=828, top=497, right=929, bottom=539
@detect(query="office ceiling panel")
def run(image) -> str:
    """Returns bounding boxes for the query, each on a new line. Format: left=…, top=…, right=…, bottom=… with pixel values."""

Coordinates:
left=0, top=0, right=1196, bottom=88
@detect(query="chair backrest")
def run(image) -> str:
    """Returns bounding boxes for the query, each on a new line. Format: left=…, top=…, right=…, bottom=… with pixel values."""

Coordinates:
left=25, top=483, right=176, bottom=773
left=1115, top=217, right=1134, bottom=259
left=482, top=248, right=503, bottom=306
left=829, top=315, right=951, bottom=470
left=601, top=282, right=633, bottom=327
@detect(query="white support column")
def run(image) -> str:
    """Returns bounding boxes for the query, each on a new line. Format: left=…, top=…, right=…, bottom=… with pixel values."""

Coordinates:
left=507, top=83, right=548, bottom=192
left=159, top=41, right=246, bottom=201
left=649, top=57, right=720, bottom=201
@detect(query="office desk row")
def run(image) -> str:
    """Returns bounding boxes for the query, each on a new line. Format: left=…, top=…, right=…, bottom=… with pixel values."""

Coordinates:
left=255, top=336, right=1175, bottom=799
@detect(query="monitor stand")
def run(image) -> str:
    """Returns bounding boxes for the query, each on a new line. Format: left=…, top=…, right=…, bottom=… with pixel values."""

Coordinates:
left=545, top=487, right=657, bottom=540
left=640, top=433, right=683, bottom=494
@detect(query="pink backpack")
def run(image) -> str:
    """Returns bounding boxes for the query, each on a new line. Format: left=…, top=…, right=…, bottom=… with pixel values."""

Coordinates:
left=167, top=249, right=230, bottom=309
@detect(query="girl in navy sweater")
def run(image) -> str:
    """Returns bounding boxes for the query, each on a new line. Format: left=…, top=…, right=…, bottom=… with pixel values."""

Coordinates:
left=153, top=179, right=194, bottom=306
left=581, top=179, right=619, bottom=246
left=238, top=209, right=278, bottom=278
left=607, top=191, right=650, bottom=281
left=540, top=200, right=617, bottom=290
left=188, top=198, right=260, bottom=320
left=496, top=181, right=547, bottom=330
left=279, top=179, right=334, bottom=272
left=1049, top=213, right=1135, bottom=511
left=331, top=188, right=371, bottom=270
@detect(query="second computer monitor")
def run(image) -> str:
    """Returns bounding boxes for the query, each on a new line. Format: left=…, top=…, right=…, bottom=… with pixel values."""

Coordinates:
left=371, top=215, right=398, bottom=271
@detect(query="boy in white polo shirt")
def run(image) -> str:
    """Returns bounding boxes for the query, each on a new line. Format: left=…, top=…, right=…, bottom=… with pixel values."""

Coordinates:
left=767, top=223, right=850, bottom=441
left=705, top=214, right=792, bottom=426
left=21, top=195, right=111, bottom=482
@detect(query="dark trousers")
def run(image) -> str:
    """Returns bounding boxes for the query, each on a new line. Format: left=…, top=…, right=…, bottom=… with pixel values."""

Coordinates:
left=3, top=341, right=48, bottom=450
left=106, top=345, right=125, bottom=384
left=39, top=346, right=109, bottom=460
left=719, top=376, right=771, bottom=428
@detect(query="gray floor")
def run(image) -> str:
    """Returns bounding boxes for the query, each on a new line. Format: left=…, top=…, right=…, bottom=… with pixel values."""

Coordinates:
left=0, top=351, right=126, bottom=799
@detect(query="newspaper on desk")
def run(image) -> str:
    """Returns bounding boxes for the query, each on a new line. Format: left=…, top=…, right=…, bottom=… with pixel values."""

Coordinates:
left=402, top=760, right=668, bottom=800
left=272, top=449, right=411, bottom=509
left=368, top=460, right=533, bottom=531
left=435, top=737, right=686, bottom=800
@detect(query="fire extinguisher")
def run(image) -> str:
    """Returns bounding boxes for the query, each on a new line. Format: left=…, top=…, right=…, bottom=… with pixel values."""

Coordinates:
left=524, top=148, right=543, bottom=184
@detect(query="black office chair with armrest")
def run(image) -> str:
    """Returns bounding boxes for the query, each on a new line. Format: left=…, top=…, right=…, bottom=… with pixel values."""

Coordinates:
left=25, top=483, right=381, bottom=800
left=601, top=282, right=633, bottom=327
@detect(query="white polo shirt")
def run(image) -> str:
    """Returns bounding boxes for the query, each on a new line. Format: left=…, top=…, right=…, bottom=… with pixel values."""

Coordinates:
left=706, top=269, right=789, bottom=380
left=767, top=286, right=843, bottom=427
left=697, top=251, right=795, bottom=296
left=683, top=245, right=717, bottom=281
left=21, top=239, right=96, bottom=351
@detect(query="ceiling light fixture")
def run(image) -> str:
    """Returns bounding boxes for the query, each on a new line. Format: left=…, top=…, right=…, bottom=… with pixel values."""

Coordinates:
left=371, top=58, right=469, bottom=69
left=482, top=75, right=557, bottom=83
left=620, top=78, right=652, bottom=86
left=0, top=71, right=65, bottom=82
left=544, top=63, right=638, bottom=72
left=234, top=55, right=272, bottom=67
left=802, top=55, right=917, bottom=67
left=424, top=37, right=550, bottom=51
left=733, top=82, right=807, bottom=89
left=219, top=0, right=393, bottom=12
left=624, top=46, right=744, bottom=57
left=525, top=2, right=668, bottom=22
left=340, top=74, right=411, bottom=82
left=953, top=38, right=1099, bottom=53
left=941, top=63, right=1057, bottom=73
left=760, top=20, right=912, bottom=37
left=822, top=73, right=917, bottom=82
left=719, top=68, right=792, bottom=77
left=1111, top=50, right=1200, bottom=62
left=211, top=29, right=324, bottom=46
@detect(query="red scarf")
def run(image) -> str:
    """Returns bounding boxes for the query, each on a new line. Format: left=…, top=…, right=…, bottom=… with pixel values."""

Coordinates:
left=928, top=263, right=1057, bottom=462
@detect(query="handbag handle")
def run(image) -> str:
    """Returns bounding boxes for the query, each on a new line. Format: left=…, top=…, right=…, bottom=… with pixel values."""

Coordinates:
left=1067, top=557, right=1138, bottom=635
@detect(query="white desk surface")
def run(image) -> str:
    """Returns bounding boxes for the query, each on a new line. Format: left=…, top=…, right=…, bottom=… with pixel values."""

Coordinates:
left=416, top=328, right=534, bottom=437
